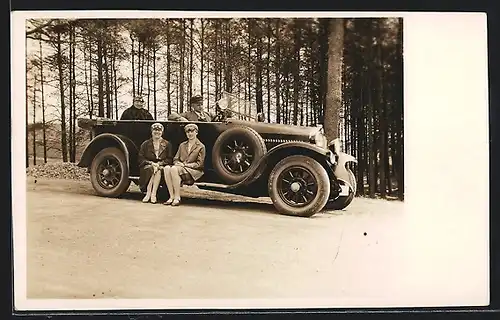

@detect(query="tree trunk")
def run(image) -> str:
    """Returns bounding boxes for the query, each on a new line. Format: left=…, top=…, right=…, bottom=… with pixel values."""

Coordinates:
left=275, top=20, right=281, bottom=124
left=137, top=40, right=141, bottom=96
left=153, top=47, right=157, bottom=119
left=140, top=41, right=145, bottom=96
left=104, top=43, right=111, bottom=119
left=255, top=31, right=263, bottom=115
left=166, top=20, right=171, bottom=115
left=32, top=74, right=37, bottom=166
left=57, top=31, right=68, bottom=162
left=113, top=48, right=118, bottom=119
left=397, top=19, right=404, bottom=200
left=39, top=37, right=47, bottom=163
left=96, top=36, right=104, bottom=118
left=224, top=20, right=233, bottom=93
left=68, top=27, right=73, bottom=162
left=378, top=30, right=387, bottom=198
left=131, top=36, right=135, bottom=99
left=324, top=18, right=344, bottom=142
left=89, top=40, right=94, bottom=119
left=266, top=21, right=272, bottom=122
left=200, top=20, right=205, bottom=97
left=247, top=21, right=252, bottom=117
left=146, top=44, right=150, bottom=111
left=356, top=76, right=365, bottom=196
left=179, top=19, right=185, bottom=112
left=367, top=77, right=376, bottom=198
left=318, top=19, right=329, bottom=124
left=25, top=63, right=29, bottom=167
left=189, top=19, right=194, bottom=99
left=292, top=22, right=301, bottom=126
left=84, top=40, right=91, bottom=119
left=206, top=60, right=210, bottom=109
left=71, top=25, right=77, bottom=162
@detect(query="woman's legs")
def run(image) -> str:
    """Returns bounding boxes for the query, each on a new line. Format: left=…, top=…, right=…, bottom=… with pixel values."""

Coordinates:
left=163, top=166, right=175, bottom=204
left=150, top=169, right=162, bottom=203
left=142, top=175, right=154, bottom=202
left=171, top=165, right=183, bottom=203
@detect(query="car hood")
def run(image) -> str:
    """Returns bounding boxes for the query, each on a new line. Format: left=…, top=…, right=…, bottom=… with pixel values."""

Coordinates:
left=226, top=119, right=320, bottom=137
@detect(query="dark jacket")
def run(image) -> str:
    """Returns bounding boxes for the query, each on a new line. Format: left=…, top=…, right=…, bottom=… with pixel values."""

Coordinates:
left=120, top=106, right=154, bottom=120
left=137, top=138, right=173, bottom=190
left=173, top=138, right=206, bottom=181
left=168, top=110, right=213, bottom=122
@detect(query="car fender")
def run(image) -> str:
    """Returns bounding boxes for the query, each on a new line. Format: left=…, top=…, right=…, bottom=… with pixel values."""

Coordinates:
left=77, top=133, right=138, bottom=171
left=228, top=141, right=330, bottom=188
left=334, top=151, right=357, bottom=194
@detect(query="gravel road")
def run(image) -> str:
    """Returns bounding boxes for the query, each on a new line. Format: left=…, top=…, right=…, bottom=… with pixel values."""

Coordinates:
left=24, top=177, right=419, bottom=307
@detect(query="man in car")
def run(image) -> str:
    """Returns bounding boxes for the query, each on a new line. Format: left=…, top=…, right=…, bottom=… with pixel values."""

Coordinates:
left=120, top=95, right=154, bottom=120
left=168, top=95, right=214, bottom=122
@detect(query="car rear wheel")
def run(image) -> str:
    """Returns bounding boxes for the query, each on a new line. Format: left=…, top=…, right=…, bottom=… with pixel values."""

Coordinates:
left=90, top=147, right=130, bottom=197
left=212, top=126, right=267, bottom=185
left=268, top=155, right=330, bottom=217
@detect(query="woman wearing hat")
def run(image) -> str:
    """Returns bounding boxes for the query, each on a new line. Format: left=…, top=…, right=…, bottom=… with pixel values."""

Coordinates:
left=163, top=123, right=206, bottom=206
left=138, top=122, right=173, bottom=203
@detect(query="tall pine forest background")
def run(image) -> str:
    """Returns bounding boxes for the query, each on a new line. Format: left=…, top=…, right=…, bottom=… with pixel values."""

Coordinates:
left=25, top=17, right=404, bottom=200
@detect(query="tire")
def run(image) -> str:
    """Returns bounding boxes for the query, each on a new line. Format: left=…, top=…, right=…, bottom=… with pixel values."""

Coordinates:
left=323, top=190, right=355, bottom=211
left=90, top=147, right=130, bottom=197
left=324, top=168, right=356, bottom=211
left=212, top=126, right=267, bottom=184
left=268, top=155, right=330, bottom=217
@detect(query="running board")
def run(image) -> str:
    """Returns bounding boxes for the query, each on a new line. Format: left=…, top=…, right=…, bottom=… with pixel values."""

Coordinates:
left=129, top=177, right=231, bottom=190
left=194, top=182, right=230, bottom=189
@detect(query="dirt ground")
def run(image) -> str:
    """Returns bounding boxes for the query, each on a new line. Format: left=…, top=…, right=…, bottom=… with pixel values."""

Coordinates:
left=24, top=177, right=417, bottom=306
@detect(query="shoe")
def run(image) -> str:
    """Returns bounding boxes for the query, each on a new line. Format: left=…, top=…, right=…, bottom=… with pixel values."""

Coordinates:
left=164, top=198, right=174, bottom=205
left=151, top=195, right=157, bottom=204
left=171, top=199, right=180, bottom=206
left=142, top=194, right=151, bottom=203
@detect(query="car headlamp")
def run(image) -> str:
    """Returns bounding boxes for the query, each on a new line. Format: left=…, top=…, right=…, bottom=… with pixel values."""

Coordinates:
left=329, top=138, right=342, bottom=155
left=309, top=126, right=328, bottom=149
left=314, top=130, right=328, bottom=149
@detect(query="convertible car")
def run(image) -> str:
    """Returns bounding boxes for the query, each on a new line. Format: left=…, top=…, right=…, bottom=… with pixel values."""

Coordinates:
left=77, top=107, right=357, bottom=218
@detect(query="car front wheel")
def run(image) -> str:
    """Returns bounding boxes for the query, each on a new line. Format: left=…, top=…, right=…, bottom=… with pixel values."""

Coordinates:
left=323, top=185, right=355, bottom=211
left=268, top=155, right=330, bottom=217
left=90, top=147, right=130, bottom=197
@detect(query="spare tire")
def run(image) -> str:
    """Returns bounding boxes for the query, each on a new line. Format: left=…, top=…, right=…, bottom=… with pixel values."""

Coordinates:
left=212, top=126, right=267, bottom=184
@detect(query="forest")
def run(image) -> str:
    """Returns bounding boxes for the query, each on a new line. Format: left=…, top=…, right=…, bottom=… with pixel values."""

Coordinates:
left=25, top=17, right=403, bottom=200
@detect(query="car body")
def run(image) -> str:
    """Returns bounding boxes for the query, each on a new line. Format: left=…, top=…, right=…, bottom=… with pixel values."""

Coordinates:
left=77, top=114, right=357, bottom=217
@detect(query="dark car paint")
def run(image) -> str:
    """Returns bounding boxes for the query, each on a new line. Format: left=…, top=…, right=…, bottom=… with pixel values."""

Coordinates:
left=77, top=118, right=337, bottom=195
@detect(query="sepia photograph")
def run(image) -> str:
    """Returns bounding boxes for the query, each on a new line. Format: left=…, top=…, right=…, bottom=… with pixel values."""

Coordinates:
left=11, top=11, right=489, bottom=311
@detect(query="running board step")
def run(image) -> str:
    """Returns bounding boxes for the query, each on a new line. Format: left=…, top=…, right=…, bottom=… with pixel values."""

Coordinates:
left=194, top=182, right=230, bottom=189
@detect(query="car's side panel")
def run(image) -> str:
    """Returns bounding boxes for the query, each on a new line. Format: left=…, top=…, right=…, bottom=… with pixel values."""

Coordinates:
left=224, top=141, right=331, bottom=189
left=78, top=133, right=132, bottom=172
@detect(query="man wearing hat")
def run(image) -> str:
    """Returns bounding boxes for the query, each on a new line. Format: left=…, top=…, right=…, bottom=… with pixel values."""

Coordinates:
left=120, top=95, right=154, bottom=120
left=167, top=95, right=214, bottom=122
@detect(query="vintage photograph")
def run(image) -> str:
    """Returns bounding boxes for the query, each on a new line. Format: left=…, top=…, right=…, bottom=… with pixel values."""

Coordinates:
left=12, top=11, right=489, bottom=310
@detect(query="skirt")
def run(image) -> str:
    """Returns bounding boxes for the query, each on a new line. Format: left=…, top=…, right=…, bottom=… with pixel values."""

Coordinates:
left=139, top=163, right=164, bottom=191
left=176, top=166, right=195, bottom=185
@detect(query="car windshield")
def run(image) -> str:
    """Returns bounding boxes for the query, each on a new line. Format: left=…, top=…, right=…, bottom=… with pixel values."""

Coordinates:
left=216, top=91, right=258, bottom=122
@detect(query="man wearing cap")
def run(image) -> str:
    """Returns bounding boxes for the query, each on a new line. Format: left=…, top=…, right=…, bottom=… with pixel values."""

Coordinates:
left=167, top=95, right=214, bottom=122
left=120, top=95, right=154, bottom=120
